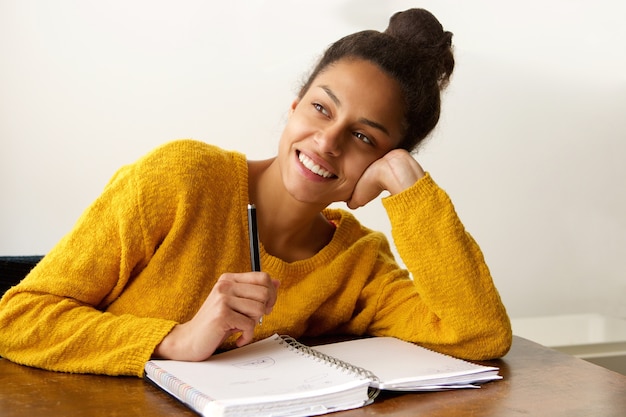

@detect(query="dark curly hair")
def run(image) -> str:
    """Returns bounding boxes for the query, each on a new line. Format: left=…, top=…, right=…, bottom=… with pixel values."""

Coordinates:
left=298, top=9, right=454, bottom=152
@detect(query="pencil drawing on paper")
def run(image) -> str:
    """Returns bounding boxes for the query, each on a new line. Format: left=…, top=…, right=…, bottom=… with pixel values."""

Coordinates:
left=233, top=356, right=276, bottom=370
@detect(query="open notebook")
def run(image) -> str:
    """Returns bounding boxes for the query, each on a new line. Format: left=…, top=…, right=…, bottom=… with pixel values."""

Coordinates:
left=145, top=334, right=501, bottom=417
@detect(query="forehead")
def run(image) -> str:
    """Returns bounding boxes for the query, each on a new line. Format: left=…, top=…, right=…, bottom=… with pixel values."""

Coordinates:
left=309, top=58, right=406, bottom=143
left=311, top=58, right=403, bottom=103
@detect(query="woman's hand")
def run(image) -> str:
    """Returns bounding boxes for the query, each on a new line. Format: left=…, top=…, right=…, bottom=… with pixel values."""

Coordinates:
left=346, top=149, right=425, bottom=209
left=153, top=272, right=280, bottom=361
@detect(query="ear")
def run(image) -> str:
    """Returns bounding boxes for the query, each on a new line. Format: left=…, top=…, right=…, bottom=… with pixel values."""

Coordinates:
left=289, top=98, right=300, bottom=115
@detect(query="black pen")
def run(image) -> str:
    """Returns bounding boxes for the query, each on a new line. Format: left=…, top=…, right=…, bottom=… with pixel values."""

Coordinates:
left=247, top=204, right=263, bottom=325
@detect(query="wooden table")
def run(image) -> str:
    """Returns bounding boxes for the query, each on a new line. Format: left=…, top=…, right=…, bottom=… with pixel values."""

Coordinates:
left=2, top=336, right=625, bottom=416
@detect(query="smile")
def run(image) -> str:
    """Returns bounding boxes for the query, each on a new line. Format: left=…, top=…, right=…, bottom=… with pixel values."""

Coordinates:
left=298, top=152, right=335, bottom=178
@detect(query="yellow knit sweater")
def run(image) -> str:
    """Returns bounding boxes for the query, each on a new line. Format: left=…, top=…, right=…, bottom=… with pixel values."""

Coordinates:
left=0, top=140, right=511, bottom=377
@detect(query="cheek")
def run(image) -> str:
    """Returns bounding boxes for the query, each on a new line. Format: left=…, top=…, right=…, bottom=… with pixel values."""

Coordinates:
left=278, top=117, right=306, bottom=149
left=278, top=124, right=298, bottom=156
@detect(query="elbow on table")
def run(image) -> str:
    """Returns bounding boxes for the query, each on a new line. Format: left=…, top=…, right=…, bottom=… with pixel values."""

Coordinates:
left=420, top=317, right=512, bottom=360
left=465, top=319, right=513, bottom=360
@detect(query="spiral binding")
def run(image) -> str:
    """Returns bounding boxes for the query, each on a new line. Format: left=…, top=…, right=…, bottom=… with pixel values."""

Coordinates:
left=277, top=335, right=381, bottom=401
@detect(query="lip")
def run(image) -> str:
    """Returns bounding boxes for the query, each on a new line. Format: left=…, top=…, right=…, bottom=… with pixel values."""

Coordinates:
left=295, top=150, right=337, bottom=181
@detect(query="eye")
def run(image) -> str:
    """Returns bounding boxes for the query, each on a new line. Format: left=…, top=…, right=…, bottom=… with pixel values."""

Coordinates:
left=312, top=103, right=330, bottom=117
left=354, top=132, right=373, bottom=145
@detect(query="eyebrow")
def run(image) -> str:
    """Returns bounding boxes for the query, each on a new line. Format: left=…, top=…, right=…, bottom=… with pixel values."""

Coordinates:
left=319, top=85, right=391, bottom=138
left=320, top=85, right=341, bottom=107
left=358, top=117, right=390, bottom=138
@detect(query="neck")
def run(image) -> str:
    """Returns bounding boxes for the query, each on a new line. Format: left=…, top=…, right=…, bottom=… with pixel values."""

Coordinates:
left=248, top=159, right=335, bottom=262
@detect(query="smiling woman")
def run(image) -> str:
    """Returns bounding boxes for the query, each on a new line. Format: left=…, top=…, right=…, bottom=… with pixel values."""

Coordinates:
left=273, top=58, right=406, bottom=208
left=0, top=8, right=511, bottom=377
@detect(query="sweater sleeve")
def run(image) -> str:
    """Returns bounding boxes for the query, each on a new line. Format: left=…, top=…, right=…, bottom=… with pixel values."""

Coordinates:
left=369, top=173, right=512, bottom=360
left=0, top=160, right=177, bottom=377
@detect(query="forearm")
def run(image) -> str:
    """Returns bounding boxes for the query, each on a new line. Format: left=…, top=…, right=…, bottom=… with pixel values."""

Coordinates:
left=0, top=159, right=174, bottom=375
left=382, top=174, right=512, bottom=359
left=0, top=290, right=176, bottom=376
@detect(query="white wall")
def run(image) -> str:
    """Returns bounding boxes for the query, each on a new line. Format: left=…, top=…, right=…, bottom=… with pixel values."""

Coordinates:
left=1, top=0, right=625, bottom=320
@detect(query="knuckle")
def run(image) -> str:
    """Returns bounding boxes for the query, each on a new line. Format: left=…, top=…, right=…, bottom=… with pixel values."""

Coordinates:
left=212, top=279, right=236, bottom=296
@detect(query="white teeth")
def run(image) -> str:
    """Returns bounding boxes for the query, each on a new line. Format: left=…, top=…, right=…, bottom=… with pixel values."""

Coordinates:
left=298, top=152, right=333, bottom=178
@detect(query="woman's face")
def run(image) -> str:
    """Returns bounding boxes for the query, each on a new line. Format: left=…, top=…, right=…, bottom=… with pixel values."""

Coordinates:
left=277, top=58, right=405, bottom=206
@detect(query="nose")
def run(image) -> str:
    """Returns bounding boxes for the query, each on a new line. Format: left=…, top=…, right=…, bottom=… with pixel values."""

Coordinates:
left=315, top=125, right=344, bottom=156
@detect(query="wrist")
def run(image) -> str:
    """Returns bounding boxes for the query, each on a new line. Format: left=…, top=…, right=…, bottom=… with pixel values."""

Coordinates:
left=152, top=325, right=181, bottom=359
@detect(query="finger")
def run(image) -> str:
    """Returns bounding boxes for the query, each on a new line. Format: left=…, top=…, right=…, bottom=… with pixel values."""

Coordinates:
left=218, top=272, right=274, bottom=306
left=265, top=279, right=280, bottom=314
left=231, top=272, right=280, bottom=314
left=347, top=183, right=383, bottom=209
left=235, top=329, right=255, bottom=347
left=213, top=273, right=279, bottom=329
left=229, top=277, right=279, bottom=324
left=223, top=290, right=268, bottom=324
left=211, top=299, right=259, bottom=336
left=202, top=285, right=263, bottom=335
left=379, top=150, right=425, bottom=193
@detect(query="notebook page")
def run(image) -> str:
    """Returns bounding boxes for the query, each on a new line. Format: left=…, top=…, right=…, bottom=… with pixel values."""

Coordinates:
left=149, top=335, right=369, bottom=402
left=313, top=337, right=499, bottom=387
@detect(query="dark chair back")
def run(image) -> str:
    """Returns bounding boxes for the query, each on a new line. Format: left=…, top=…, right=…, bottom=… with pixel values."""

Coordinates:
left=0, top=256, right=43, bottom=296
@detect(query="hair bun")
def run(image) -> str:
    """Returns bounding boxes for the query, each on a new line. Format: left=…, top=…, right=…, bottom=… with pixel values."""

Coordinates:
left=384, top=8, right=454, bottom=87
left=385, top=8, right=451, bottom=48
